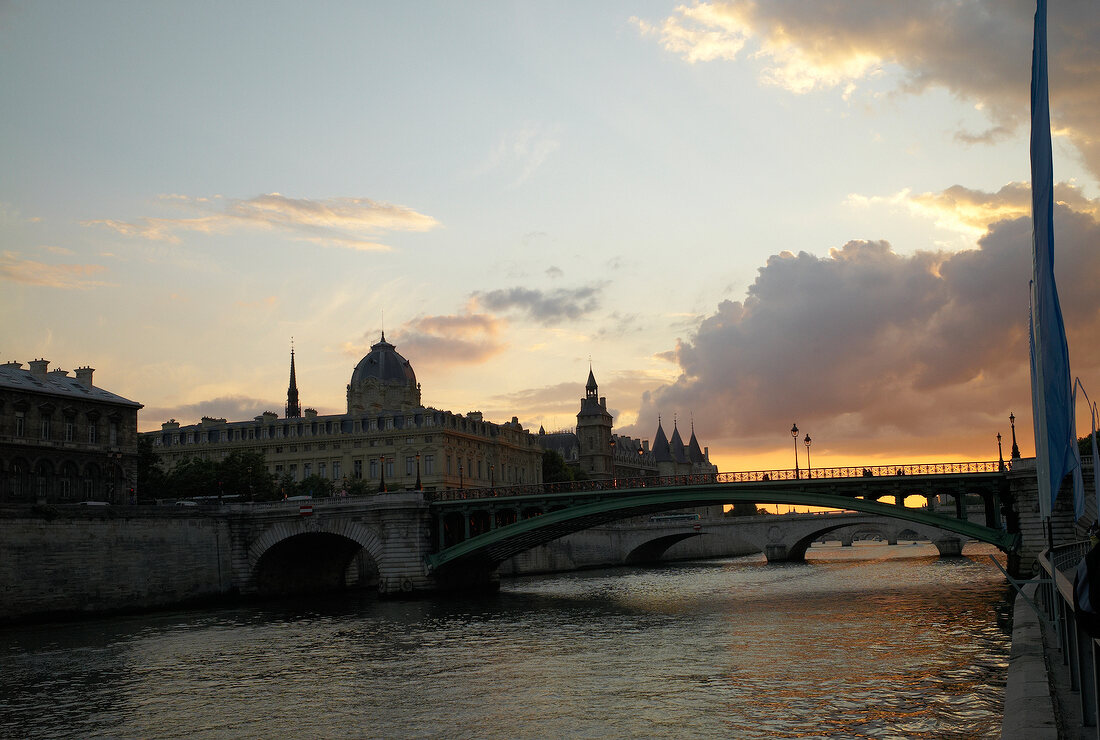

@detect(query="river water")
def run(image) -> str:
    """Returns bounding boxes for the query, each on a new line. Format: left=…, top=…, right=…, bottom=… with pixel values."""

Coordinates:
left=0, top=542, right=1011, bottom=739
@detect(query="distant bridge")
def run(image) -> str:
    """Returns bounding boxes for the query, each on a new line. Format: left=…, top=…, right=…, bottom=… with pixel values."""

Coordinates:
left=423, top=461, right=1013, bottom=582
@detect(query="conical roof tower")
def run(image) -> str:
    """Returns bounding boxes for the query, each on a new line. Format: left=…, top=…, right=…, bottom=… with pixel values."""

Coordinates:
left=286, top=343, right=301, bottom=418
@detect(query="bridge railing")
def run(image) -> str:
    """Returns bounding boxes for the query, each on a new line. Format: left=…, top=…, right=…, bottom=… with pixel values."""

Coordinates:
left=426, top=461, right=1004, bottom=503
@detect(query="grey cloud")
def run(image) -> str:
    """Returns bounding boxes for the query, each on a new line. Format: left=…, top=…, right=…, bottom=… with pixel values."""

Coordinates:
left=628, top=201, right=1100, bottom=458
left=140, top=395, right=279, bottom=431
left=473, top=284, right=603, bottom=324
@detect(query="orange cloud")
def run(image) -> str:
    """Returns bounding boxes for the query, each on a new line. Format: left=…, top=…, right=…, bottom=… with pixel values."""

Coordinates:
left=83, top=192, right=440, bottom=251
left=0, top=251, right=110, bottom=289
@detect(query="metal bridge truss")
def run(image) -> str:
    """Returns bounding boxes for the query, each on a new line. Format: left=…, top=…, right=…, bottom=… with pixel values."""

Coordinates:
left=425, top=464, right=1015, bottom=573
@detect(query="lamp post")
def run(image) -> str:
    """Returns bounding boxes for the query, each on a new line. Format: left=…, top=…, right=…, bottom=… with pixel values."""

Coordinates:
left=415, top=451, right=422, bottom=491
left=609, top=438, right=616, bottom=484
left=378, top=457, right=387, bottom=493
left=803, top=434, right=812, bottom=479
left=997, top=433, right=1005, bottom=472
left=490, top=464, right=495, bottom=491
left=791, top=423, right=800, bottom=480
left=458, top=462, right=464, bottom=490
left=1009, top=412, right=1021, bottom=459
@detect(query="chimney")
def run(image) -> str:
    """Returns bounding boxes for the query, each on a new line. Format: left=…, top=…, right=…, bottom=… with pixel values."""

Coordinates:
left=75, top=366, right=95, bottom=388
left=2, top=361, right=24, bottom=369
left=599, top=396, right=606, bottom=408
left=29, top=358, right=49, bottom=378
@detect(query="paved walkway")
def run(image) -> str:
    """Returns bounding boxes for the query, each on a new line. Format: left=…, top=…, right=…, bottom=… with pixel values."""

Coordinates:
left=1003, top=583, right=1085, bottom=739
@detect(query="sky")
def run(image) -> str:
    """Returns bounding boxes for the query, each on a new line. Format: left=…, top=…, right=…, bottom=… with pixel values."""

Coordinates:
left=3, top=1, right=1099, bottom=474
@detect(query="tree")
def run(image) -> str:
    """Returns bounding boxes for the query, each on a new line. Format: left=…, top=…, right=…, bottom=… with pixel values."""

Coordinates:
left=215, top=450, right=275, bottom=501
left=343, top=476, right=374, bottom=497
left=136, top=436, right=168, bottom=500
left=542, top=449, right=576, bottom=483
left=298, top=474, right=333, bottom=498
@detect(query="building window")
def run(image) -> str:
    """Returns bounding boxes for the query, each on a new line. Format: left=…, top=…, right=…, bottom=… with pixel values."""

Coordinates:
left=83, top=479, right=94, bottom=499
left=109, top=422, right=118, bottom=446
left=405, top=457, right=415, bottom=475
left=59, top=477, right=71, bottom=499
left=65, top=421, right=74, bottom=442
left=332, top=461, right=340, bottom=479
left=446, top=455, right=452, bottom=474
left=369, top=459, right=378, bottom=479
left=289, top=464, right=297, bottom=480
left=14, top=412, right=24, bottom=437
left=425, top=455, right=434, bottom=475
left=424, top=435, right=432, bottom=443
left=88, top=424, right=97, bottom=444
left=385, top=459, right=394, bottom=478
left=353, top=459, right=362, bottom=479
left=318, top=462, right=326, bottom=479
left=304, top=463, right=312, bottom=478
left=40, top=418, right=50, bottom=440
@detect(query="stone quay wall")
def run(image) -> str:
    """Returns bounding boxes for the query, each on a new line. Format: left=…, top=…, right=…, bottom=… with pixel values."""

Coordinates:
left=0, top=507, right=233, bottom=622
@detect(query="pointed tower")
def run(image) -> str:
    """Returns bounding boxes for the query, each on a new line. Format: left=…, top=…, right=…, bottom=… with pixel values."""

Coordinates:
left=286, top=344, right=302, bottom=418
left=577, top=366, right=613, bottom=479
left=687, top=420, right=706, bottom=464
left=669, top=420, right=688, bottom=467
left=652, top=416, right=672, bottom=464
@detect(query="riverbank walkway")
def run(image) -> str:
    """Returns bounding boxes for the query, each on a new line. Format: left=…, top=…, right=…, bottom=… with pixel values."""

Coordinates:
left=1005, top=545, right=1097, bottom=739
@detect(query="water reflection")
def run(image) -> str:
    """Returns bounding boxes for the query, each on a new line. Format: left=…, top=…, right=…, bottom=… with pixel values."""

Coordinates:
left=0, top=543, right=1009, bottom=739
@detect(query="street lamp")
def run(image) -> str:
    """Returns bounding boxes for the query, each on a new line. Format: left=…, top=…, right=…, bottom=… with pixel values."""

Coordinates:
left=458, top=462, right=464, bottom=490
left=791, top=423, right=800, bottom=480
left=490, top=463, right=495, bottom=491
left=415, top=451, right=422, bottom=491
left=997, top=432, right=1005, bottom=472
left=378, top=457, right=387, bottom=493
left=803, top=434, right=812, bottom=479
left=1009, top=412, right=1021, bottom=459
left=609, top=438, right=616, bottom=483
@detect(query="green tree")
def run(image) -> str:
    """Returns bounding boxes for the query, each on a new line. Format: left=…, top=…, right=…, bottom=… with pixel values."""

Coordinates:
left=542, top=449, right=576, bottom=483
left=342, top=476, right=374, bottom=497
left=215, top=450, right=275, bottom=501
left=136, top=436, right=168, bottom=500
left=165, top=456, right=217, bottom=500
left=276, top=472, right=298, bottom=499
left=299, top=474, right=333, bottom=498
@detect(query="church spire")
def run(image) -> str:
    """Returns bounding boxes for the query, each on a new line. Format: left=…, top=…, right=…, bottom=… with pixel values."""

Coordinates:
left=286, top=340, right=301, bottom=418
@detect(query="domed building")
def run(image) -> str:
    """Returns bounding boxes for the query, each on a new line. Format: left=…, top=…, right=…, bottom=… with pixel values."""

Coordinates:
left=146, top=333, right=544, bottom=493
left=347, top=333, right=421, bottom=413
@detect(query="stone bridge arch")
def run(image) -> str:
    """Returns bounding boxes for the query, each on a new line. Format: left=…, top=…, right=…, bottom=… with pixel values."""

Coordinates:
left=744, top=518, right=963, bottom=563
left=244, top=518, right=384, bottom=596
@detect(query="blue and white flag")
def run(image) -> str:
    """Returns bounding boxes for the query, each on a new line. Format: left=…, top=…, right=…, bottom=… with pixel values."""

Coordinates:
left=1029, top=0, right=1079, bottom=519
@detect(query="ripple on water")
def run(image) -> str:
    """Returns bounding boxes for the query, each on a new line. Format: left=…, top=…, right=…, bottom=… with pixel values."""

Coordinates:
left=0, top=544, right=1010, bottom=739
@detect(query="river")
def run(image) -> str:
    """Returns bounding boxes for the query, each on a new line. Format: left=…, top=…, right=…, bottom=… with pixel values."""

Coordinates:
left=0, top=542, right=1011, bottom=739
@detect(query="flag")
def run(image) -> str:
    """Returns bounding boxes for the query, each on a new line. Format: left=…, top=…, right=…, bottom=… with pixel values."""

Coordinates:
left=1029, top=0, right=1079, bottom=518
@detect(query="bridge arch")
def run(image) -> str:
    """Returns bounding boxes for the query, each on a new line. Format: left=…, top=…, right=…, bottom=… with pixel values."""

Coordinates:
left=428, top=484, right=1014, bottom=573
left=248, top=519, right=383, bottom=595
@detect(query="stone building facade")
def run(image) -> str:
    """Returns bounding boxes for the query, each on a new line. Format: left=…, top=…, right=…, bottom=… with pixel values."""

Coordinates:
left=0, top=359, right=142, bottom=503
left=537, top=368, right=719, bottom=481
left=146, top=334, right=544, bottom=493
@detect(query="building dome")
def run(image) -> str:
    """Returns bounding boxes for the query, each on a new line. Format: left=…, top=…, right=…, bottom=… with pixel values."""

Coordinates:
left=347, top=332, right=421, bottom=412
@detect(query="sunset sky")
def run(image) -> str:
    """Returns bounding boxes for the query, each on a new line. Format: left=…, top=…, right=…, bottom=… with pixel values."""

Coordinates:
left=3, top=1, right=1099, bottom=473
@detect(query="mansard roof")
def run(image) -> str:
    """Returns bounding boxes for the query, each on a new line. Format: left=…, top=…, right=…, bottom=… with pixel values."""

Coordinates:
left=0, top=361, right=141, bottom=408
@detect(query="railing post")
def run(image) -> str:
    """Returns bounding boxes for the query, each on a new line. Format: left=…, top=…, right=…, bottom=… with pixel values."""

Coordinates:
left=1078, top=623, right=1096, bottom=726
